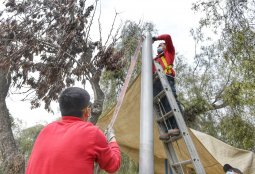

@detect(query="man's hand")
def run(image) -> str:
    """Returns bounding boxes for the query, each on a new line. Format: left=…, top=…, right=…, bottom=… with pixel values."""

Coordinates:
left=105, top=127, right=116, bottom=142
left=152, top=36, right=158, bottom=43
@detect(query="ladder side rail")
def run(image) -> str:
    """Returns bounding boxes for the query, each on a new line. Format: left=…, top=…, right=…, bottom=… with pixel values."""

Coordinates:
left=153, top=109, right=180, bottom=174
left=154, top=62, right=206, bottom=174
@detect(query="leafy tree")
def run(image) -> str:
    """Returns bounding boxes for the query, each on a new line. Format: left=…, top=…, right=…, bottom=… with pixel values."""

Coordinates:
left=173, top=0, right=255, bottom=150
left=219, top=114, right=255, bottom=151
left=17, top=125, right=44, bottom=162
left=101, top=20, right=156, bottom=111
left=190, top=0, right=255, bottom=110
left=0, top=0, right=126, bottom=173
left=99, top=152, right=138, bottom=174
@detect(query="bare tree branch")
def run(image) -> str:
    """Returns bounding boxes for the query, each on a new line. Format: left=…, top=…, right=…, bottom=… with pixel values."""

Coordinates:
left=103, top=10, right=119, bottom=47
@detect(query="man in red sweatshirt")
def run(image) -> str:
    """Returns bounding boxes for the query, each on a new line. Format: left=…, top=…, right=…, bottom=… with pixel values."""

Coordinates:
left=26, top=87, right=121, bottom=174
left=152, top=34, right=184, bottom=140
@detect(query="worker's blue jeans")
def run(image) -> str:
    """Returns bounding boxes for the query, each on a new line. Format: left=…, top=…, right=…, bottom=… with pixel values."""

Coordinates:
left=153, top=75, right=183, bottom=131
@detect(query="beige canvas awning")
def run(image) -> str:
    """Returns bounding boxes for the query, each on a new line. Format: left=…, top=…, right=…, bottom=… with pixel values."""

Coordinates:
left=97, top=75, right=255, bottom=174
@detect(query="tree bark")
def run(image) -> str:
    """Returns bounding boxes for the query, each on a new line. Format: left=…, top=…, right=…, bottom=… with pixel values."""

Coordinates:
left=88, top=70, right=105, bottom=125
left=0, top=66, right=25, bottom=174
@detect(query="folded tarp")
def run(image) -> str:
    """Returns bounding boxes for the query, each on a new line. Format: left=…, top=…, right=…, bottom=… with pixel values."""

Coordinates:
left=97, top=75, right=255, bottom=174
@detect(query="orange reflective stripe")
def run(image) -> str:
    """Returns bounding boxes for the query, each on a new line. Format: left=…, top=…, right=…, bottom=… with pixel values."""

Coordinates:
left=161, top=56, right=172, bottom=74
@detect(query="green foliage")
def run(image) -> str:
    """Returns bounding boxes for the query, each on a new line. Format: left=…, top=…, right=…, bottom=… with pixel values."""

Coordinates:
left=173, top=0, right=255, bottom=151
left=99, top=152, right=138, bottom=174
left=101, top=20, right=156, bottom=111
left=117, top=152, right=138, bottom=174
left=197, top=113, right=219, bottom=138
left=224, top=29, right=255, bottom=82
left=17, top=125, right=44, bottom=161
left=223, top=81, right=255, bottom=107
left=100, top=70, right=124, bottom=111
left=218, top=115, right=255, bottom=150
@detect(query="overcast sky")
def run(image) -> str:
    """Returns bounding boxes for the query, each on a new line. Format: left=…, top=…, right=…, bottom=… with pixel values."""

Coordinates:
left=2, top=0, right=200, bottom=128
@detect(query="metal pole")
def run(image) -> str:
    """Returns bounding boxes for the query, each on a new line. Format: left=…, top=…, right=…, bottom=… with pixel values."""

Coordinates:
left=139, top=32, right=154, bottom=174
left=164, top=159, right=168, bottom=174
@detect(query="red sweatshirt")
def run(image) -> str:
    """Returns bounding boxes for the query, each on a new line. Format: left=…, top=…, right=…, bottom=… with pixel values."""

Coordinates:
left=26, top=116, right=121, bottom=174
left=153, top=34, right=176, bottom=76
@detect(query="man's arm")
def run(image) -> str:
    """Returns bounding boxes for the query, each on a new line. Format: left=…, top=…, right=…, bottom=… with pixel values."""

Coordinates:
left=154, top=34, right=175, bottom=55
left=94, top=129, right=121, bottom=173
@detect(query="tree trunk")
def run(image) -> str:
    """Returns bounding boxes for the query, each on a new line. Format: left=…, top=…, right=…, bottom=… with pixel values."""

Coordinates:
left=88, top=71, right=105, bottom=125
left=0, top=66, right=25, bottom=174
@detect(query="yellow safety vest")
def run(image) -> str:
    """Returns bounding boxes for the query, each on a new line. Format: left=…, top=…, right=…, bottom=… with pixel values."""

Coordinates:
left=161, top=56, right=172, bottom=74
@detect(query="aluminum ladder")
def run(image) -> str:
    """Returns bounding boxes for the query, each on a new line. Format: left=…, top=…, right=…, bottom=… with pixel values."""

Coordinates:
left=153, top=61, right=206, bottom=174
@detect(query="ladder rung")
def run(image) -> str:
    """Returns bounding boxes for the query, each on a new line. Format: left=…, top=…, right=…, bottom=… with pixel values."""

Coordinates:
left=172, top=159, right=192, bottom=167
left=153, top=61, right=206, bottom=174
left=156, top=110, right=174, bottom=123
left=162, top=134, right=182, bottom=143
left=153, top=90, right=165, bottom=102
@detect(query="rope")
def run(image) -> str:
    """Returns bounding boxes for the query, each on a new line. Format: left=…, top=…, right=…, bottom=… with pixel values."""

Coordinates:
left=107, top=37, right=144, bottom=129
left=95, top=37, right=144, bottom=174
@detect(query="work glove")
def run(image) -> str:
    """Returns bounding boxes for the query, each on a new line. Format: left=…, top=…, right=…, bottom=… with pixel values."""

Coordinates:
left=105, top=127, right=115, bottom=142
left=152, top=36, right=157, bottom=42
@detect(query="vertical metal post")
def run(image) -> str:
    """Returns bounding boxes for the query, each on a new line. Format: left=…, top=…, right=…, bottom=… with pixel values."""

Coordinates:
left=164, top=159, right=169, bottom=174
left=139, top=32, right=154, bottom=174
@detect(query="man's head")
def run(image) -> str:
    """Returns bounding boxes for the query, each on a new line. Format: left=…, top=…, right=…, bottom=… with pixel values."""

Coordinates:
left=157, top=42, right=166, bottom=54
left=59, top=87, right=91, bottom=119
left=223, top=164, right=232, bottom=172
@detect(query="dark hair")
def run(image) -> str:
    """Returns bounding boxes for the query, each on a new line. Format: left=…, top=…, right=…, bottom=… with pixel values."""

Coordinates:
left=59, top=87, right=90, bottom=117
left=158, top=42, right=166, bottom=47
left=223, top=164, right=232, bottom=172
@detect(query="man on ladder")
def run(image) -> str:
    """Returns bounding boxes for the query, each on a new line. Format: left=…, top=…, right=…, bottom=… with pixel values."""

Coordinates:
left=152, top=34, right=184, bottom=140
left=152, top=34, right=206, bottom=174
